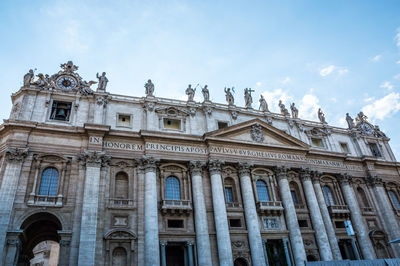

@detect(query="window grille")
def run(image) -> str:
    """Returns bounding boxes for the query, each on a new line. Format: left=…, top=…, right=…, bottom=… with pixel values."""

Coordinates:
left=256, top=180, right=270, bottom=201
left=225, top=187, right=233, bottom=203
left=39, top=168, right=59, bottom=196
left=323, top=186, right=336, bottom=206
left=165, top=176, right=180, bottom=200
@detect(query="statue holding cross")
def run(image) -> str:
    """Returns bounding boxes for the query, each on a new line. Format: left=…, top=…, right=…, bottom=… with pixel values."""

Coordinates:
left=244, top=88, right=254, bottom=109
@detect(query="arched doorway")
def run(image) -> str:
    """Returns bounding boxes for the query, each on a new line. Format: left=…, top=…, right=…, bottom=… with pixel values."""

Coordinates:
left=17, top=212, right=63, bottom=265
left=234, top=257, right=248, bottom=266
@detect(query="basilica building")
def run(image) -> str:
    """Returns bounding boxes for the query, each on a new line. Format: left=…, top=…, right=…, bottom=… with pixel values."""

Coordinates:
left=1, top=61, right=400, bottom=266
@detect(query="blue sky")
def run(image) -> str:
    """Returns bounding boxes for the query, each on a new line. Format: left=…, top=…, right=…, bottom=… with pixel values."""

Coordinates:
left=1, top=0, right=400, bottom=159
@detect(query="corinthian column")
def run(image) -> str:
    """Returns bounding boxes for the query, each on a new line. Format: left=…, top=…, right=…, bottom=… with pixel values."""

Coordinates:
left=238, top=163, right=266, bottom=266
left=300, top=169, right=332, bottom=261
left=275, top=166, right=306, bottom=266
left=208, top=159, right=233, bottom=266
left=311, top=172, right=342, bottom=260
left=0, top=147, right=28, bottom=260
left=143, top=156, right=160, bottom=266
left=189, top=161, right=212, bottom=266
left=366, top=175, right=400, bottom=257
left=338, top=174, right=375, bottom=260
left=78, top=150, right=110, bottom=266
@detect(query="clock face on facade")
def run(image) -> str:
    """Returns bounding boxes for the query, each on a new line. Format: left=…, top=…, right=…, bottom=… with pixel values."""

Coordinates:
left=361, top=123, right=373, bottom=135
left=56, top=75, right=77, bottom=90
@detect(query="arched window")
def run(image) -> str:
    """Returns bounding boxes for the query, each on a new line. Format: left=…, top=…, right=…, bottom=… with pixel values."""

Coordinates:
left=115, top=172, right=129, bottom=199
left=112, top=247, right=127, bottom=266
left=256, top=180, right=270, bottom=201
left=39, top=168, right=59, bottom=196
left=323, top=186, right=336, bottom=206
left=224, top=177, right=236, bottom=203
left=356, top=187, right=369, bottom=207
left=388, top=191, right=400, bottom=210
left=165, top=176, right=180, bottom=200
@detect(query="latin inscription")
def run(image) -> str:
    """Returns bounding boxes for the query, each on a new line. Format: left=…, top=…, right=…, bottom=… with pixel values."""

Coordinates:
left=145, top=142, right=207, bottom=154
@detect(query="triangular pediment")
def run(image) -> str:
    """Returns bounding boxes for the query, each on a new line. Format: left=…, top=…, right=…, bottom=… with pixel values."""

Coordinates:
left=205, top=119, right=309, bottom=150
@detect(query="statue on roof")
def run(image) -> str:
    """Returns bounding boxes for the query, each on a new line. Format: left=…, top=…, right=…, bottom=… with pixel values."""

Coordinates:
left=96, top=72, right=108, bottom=92
left=244, top=88, right=253, bottom=108
left=145, top=79, right=154, bottom=97
left=346, top=113, right=355, bottom=129
left=355, top=111, right=367, bottom=124
left=23, top=69, right=34, bottom=86
left=318, top=108, right=327, bottom=124
left=278, top=100, right=289, bottom=116
left=224, top=87, right=234, bottom=105
left=202, top=85, right=210, bottom=102
left=259, top=95, right=268, bottom=112
left=186, top=84, right=196, bottom=102
left=290, top=103, right=299, bottom=118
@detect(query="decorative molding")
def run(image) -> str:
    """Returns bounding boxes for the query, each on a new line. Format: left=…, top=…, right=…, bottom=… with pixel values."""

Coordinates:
left=238, top=163, right=251, bottom=177
left=250, top=124, right=264, bottom=143
left=299, top=167, right=311, bottom=181
left=77, top=150, right=110, bottom=167
left=5, top=147, right=29, bottom=162
left=189, top=161, right=205, bottom=176
left=96, top=95, right=109, bottom=107
left=141, top=156, right=158, bottom=173
left=274, top=166, right=288, bottom=181
left=208, top=159, right=223, bottom=175
left=337, top=173, right=352, bottom=185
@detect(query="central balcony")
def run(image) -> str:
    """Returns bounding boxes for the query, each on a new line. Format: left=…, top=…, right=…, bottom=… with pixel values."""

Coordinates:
left=327, top=205, right=350, bottom=218
left=107, top=198, right=135, bottom=209
left=161, top=199, right=192, bottom=216
left=256, top=201, right=284, bottom=215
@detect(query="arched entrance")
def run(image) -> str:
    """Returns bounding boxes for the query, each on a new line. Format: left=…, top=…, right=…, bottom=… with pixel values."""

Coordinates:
left=15, top=212, right=64, bottom=265
left=234, top=257, right=249, bottom=266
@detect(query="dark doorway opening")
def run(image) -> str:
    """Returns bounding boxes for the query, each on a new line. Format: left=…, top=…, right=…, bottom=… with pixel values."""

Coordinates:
left=338, top=239, right=357, bottom=260
left=265, top=239, right=288, bottom=266
left=234, top=257, right=248, bottom=266
left=166, top=245, right=185, bottom=266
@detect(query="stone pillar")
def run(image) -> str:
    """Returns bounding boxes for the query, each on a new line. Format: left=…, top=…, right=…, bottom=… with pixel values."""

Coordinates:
left=275, top=167, right=306, bottom=266
left=338, top=174, right=375, bottom=260
left=367, top=175, right=400, bottom=256
left=136, top=164, right=146, bottom=265
left=187, top=241, right=194, bottom=266
left=300, top=169, right=333, bottom=261
left=189, top=161, right=212, bottom=266
left=143, top=157, right=160, bottom=266
left=282, top=237, right=292, bottom=266
left=93, top=95, right=108, bottom=124
left=58, top=231, right=72, bottom=266
left=160, top=241, right=167, bottom=266
left=3, top=231, right=22, bottom=266
left=208, top=159, right=233, bottom=266
left=202, top=104, right=215, bottom=132
left=144, top=99, right=157, bottom=131
left=77, top=150, right=110, bottom=266
left=0, top=148, right=28, bottom=259
left=311, top=172, right=342, bottom=260
left=238, top=163, right=266, bottom=266
left=262, top=240, right=270, bottom=266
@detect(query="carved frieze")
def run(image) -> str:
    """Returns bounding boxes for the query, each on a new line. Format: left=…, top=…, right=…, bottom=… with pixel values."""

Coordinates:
left=250, top=124, right=264, bottom=143
left=77, top=150, right=110, bottom=167
left=5, top=147, right=29, bottom=162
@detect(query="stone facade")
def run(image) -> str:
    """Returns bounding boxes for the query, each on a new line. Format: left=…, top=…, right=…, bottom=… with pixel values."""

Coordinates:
left=0, top=62, right=400, bottom=266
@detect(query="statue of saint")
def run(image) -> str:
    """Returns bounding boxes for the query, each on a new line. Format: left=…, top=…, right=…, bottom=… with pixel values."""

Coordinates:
left=346, top=113, right=355, bottom=129
left=355, top=111, right=367, bottom=124
left=34, top=73, right=46, bottom=87
left=318, top=108, right=327, bottom=124
left=145, top=79, right=154, bottom=97
left=185, top=84, right=196, bottom=102
left=374, top=125, right=386, bottom=138
left=290, top=103, right=299, bottom=118
left=202, top=85, right=210, bottom=102
left=259, top=95, right=268, bottom=112
left=23, top=69, right=34, bottom=86
left=244, top=88, right=253, bottom=108
left=224, top=87, right=234, bottom=105
left=278, top=100, right=289, bottom=116
left=96, top=72, right=108, bottom=92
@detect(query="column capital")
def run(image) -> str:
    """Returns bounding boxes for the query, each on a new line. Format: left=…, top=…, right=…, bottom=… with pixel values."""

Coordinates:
left=160, top=241, right=168, bottom=247
left=337, top=173, right=352, bottom=185
left=274, top=166, right=288, bottom=181
left=299, top=167, right=312, bottom=181
left=237, top=162, right=252, bottom=177
left=208, top=159, right=223, bottom=175
left=365, top=174, right=383, bottom=187
left=189, top=161, right=205, bottom=176
left=186, top=240, right=195, bottom=246
left=5, top=147, right=29, bottom=162
left=77, top=150, right=110, bottom=167
left=311, top=171, right=321, bottom=183
left=141, top=156, right=159, bottom=173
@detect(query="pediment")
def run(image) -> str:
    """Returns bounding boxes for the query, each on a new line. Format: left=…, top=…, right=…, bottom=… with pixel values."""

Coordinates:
left=205, top=119, right=309, bottom=150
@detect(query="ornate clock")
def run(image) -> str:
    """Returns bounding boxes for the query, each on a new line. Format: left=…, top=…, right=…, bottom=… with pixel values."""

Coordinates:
left=360, top=123, right=373, bottom=135
left=56, top=75, right=77, bottom=90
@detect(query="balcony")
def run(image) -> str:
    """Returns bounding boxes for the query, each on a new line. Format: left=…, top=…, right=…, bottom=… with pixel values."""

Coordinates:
left=256, top=201, right=284, bottom=215
left=327, top=205, right=350, bottom=218
left=361, top=206, right=375, bottom=216
left=107, top=198, right=135, bottom=209
left=226, top=202, right=242, bottom=210
left=161, top=199, right=192, bottom=216
left=27, top=195, right=62, bottom=207
left=294, top=203, right=308, bottom=213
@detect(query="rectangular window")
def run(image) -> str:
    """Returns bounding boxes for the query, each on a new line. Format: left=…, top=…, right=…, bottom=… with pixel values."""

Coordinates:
left=163, top=118, right=181, bottom=130
left=225, top=187, right=233, bottom=203
left=167, top=219, right=184, bottom=228
left=335, top=221, right=346, bottom=228
left=298, top=220, right=308, bottom=228
left=369, top=143, right=382, bottom=157
left=290, top=190, right=298, bottom=204
left=50, top=101, right=72, bottom=121
left=340, top=142, right=349, bottom=153
left=117, top=114, right=132, bottom=127
left=229, top=219, right=242, bottom=228
left=311, top=138, right=324, bottom=148
left=218, top=121, right=228, bottom=129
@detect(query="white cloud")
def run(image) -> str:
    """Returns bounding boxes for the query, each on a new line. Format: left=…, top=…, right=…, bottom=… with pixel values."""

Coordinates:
left=337, top=117, right=347, bottom=127
left=298, top=93, right=321, bottom=121
left=364, top=97, right=375, bottom=103
left=371, top=55, right=382, bottom=62
left=319, top=65, right=348, bottom=77
left=395, top=28, right=400, bottom=48
left=282, top=77, right=291, bottom=84
left=256, top=82, right=262, bottom=87
left=362, top=92, right=400, bottom=121
left=397, top=60, right=400, bottom=64
left=394, top=73, right=400, bottom=80
left=261, top=88, right=293, bottom=113
left=380, top=81, right=394, bottom=91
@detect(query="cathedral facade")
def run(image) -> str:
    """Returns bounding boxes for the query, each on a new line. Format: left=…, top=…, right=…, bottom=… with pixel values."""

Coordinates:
left=0, top=62, right=400, bottom=266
